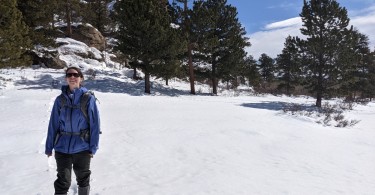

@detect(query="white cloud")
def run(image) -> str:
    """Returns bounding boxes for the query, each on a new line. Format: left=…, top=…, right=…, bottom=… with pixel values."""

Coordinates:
left=246, top=17, right=303, bottom=59
left=264, top=17, right=302, bottom=30
left=247, top=7, right=375, bottom=59
left=350, top=6, right=375, bottom=49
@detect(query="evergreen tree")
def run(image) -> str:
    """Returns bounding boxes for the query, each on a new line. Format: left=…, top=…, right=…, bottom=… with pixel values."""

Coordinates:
left=218, top=26, right=249, bottom=89
left=173, top=0, right=196, bottom=94
left=364, top=50, right=375, bottom=100
left=54, top=0, right=82, bottom=37
left=258, top=53, right=275, bottom=84
left=153, top=59, right=183, bottom=86
left=276, top=36, right=302, bottom=96
left=83, top=0, right=112, bottom=34
left=17, top=0, right=56, bottom=46
left=191, top=0, right=249, bottom=95
left=114, top=0, right=184, bottom=93
left=17, top=0, right=49, bottom=28
left=339, top=31, right=375, bottom=100
left=154, top=2, right=186, bottom=86
left=0, top=0, right=32, bottom=68
left=298, top=0, right=351, bottom=107
left=239, top=55, right=261, bottom=87
left=336, top=29, right=369, bottom=99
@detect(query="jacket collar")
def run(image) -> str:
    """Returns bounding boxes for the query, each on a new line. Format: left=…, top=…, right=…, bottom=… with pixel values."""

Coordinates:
left=61, top=85, right=88, bottom=102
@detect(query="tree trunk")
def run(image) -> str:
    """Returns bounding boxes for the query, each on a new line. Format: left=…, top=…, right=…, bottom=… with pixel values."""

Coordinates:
left=212, top=59, right=217, bottom=95
left=234, top=77, right=238, bottom=88
left=188, top=43, right=195, bottom=94
left=316, top=68, right=323, bottom=107
left=316, top=74, right=323, bottom=106
left=316, top=53, right=324, bottom=107
left=316, top=91, right=322, bottom=107
left=51, top=13, right=55, bottom=29
left=184, top=0, right=195, bottom=95
left=165, top=78, right=168, bottom=86
left=144, top=66, right=151, bottom=94
left=133, top=67, right=137, bottom=80
left=66, top=0, right=72, bottom=37
left=286, top=82, right=290, bottom=96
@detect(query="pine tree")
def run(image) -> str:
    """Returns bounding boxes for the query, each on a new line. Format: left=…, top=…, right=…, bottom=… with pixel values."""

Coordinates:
left=83, top=0, right=112, bottom=34
left=153, top=2, right=186, bottom=86
left=276, top=36, right=302, bottom=96
left=41, top=0, right=59, bottom=29
left=153, top=59, right=183, bottom=86
left=17, top=0, right=56, bottom=46
left=364, top=50, right=375, bottom=100
left=334, top=29, right=369, bottom=99
left=191, top=0, right=249, bottom=95
left=0, top=0, right=32, bottom=68
left=114, top=0, right=184, bottom=93
left=218, top=21, right=249, bottom=89
left=299, top=0, right=351, bottom=107
left=17, top=0, right=47, bottom=28
left=173, top=0, right=196, bottom=94
left=258, top=53, right=275, bottom=84
left=239, top=55, right=260, bottom=87
left=339, top=30, right=375, bottom=100
left=54, top=0, right=82, bottom=37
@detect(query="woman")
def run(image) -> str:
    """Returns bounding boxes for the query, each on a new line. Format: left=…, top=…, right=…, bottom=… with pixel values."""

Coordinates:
left=45, top=65, right=100, bottom=195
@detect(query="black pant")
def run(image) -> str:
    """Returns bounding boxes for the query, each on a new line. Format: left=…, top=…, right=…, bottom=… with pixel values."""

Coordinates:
left=54, top=151, right=91, bottom=194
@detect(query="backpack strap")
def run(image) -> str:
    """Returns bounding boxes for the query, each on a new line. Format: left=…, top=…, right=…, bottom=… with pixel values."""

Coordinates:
left=80, top=91, right=94, bottom=122
left=59, top=94, right=66, bottom=111
left=80, top=91, right=102, bottom=134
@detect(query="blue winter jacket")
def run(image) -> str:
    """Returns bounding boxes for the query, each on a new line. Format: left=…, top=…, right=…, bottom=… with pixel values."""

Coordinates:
left=45, top=85, right=100, bottom=155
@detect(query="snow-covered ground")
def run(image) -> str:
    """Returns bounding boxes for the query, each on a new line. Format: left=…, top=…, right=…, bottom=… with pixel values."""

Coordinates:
left=1, top=37, right=375, bottom=194
left=0, top=67, right=374, bottom=195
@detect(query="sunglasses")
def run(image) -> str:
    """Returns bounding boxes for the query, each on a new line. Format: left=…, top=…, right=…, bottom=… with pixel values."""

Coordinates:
left=66, top=73, right=81, bottom=78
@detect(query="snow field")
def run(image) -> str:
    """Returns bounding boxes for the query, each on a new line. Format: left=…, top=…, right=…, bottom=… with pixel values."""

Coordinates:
left=0, top=68, right=374, bottom=195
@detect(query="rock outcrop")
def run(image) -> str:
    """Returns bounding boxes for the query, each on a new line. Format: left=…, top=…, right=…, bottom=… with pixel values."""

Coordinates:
left=70, top=24, right=106, bottom=51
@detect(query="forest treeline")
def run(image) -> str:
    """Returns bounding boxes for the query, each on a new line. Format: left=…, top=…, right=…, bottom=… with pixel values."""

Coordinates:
left=1, top=0, right=374, bottom=106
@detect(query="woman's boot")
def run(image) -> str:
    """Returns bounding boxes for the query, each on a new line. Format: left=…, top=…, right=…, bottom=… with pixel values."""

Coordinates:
left=78, top=186, right=90, bottom=195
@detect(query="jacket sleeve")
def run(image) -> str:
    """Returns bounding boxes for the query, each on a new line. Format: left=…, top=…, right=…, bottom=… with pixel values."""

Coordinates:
left=88, top=96, right=100, bottom=154
left=45, top=97, right=60, bottom=155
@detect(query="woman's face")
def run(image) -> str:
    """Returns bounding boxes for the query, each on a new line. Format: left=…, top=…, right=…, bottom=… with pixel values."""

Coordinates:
left=65, top=69, right=82, bottom=90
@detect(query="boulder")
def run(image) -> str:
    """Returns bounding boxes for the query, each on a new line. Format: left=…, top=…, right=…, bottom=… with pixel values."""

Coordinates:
left=27, top=50, right=66, bottom=69
left=70, top=24, right=106, bottom=51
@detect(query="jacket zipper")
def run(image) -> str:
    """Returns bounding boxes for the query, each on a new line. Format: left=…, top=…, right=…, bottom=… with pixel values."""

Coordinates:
left=67, top=93, right=74, bottom=153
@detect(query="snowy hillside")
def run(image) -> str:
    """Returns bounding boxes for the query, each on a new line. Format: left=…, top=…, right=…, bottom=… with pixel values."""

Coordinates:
left=0, top=38, right=374, bottom=195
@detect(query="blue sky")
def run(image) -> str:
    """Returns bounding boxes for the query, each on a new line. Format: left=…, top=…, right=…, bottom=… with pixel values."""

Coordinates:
left=224, top=0, right=375, bottom=58
left=227, top=0, right=374, bottom=34
left=227, top=0, right=302, bottom=34
left=170, top=0, right=375, bottom=58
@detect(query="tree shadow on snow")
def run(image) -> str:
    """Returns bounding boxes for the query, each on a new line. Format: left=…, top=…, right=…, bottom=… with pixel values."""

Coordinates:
left=240, top=101, right=316, bottom=112
left=14, top=71, right=197, bottom=96
left=15, top=75, right=190, bottom=96
left=83, top=77, right=191, bottom=96
left=240, top=101, right=287, bottom=111
left=15, top=74, right=64, bottom=90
